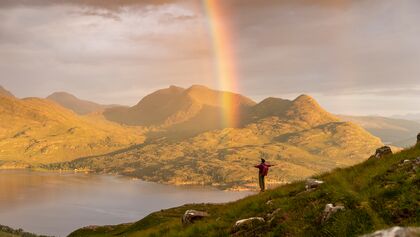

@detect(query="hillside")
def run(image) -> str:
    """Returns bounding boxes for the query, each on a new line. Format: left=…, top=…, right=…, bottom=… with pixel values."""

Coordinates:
left=103, top=85, right=256, bottom=137
left=47, top=92, right=121, bottom=115
left=50, top=93, right=383, bottom=190
left=339, top=115, right=420, bottom=147
left=0, top=86, right=14, bottom=98
left=0, top=94, right=145, bottom=164
left=69, top=144, right=420, bottom=237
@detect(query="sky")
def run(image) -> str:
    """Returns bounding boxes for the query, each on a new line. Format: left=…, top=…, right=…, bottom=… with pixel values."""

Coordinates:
left=1, top=0, right=420, bottom=116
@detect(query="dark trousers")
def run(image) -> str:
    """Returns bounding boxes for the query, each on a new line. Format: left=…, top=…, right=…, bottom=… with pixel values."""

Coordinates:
left=258, top=175, right=265, bottom=191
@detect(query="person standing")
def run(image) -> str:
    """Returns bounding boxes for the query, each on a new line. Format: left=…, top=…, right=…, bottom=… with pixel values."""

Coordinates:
left=254, top=158, right=274, bottom=192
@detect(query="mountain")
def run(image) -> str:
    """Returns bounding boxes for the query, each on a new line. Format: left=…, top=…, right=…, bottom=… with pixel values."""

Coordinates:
left=47, top=92, right=121, bottom=115
left=69, top=144, right=420, bottom=237
left=0, top=86, right=14, bottom=98
left=392, top=113, right=420, bottom=123
left=51, top=93, right=383, bottom=189
left=338, top=115, right=420, bottom=147
left=0, top=94, right=145, bottom=164
left=103, top=85, right=256, bottom=136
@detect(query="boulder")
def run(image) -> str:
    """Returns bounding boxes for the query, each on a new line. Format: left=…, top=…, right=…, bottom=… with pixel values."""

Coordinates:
left=321, top=204, right=345, bottom=223
left=232, top=217, right=265, bottom=233
left=359, top=226, right=420, bottom=237
left=305, top=178, right=324, bottom=190
left=266, top=208, right=282, bottom=224
left=266, top=200, right=274, bottom=206
left=372, top=146, right=393, bottom=159
left=181, top=210, right=209, bottom=225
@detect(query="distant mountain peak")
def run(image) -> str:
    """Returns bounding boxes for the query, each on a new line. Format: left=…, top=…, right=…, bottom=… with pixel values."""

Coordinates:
left=47, top=91, right=117, bottom=115
left=293, top=94, right=317, bottom=104
left=48, top=91, right=78, bottom=99
left=0, top=85, right=15, bottom=98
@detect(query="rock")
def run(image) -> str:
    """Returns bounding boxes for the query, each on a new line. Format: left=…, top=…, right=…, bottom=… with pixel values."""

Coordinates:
left=372, top=146, right=393, bottom=159
left=321, top=204, right=345, bottom=223
left=266, top=208, right=282, bottom=224
left=403, top=160, right=411, bottom=163
left=305, top=178, right=324, bottom=190
left=417, top=133, right=420, bottom=145
left=181, top=210, right=209, bottom=225
left=266, top=200, right=274, bottom=206
left=359, top=226, right=420, bottom=237
left=232, top=217, right=265, bottom=233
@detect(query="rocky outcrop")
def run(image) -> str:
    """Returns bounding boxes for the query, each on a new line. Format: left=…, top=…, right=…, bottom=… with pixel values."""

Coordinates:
left=417, top=133, right=420, bottom=145
left=232, top=217, right=265, bottom=236
left=305, top=178, right=324, bottom=191
left=181, top=210, right=209, bottom=225
left=359, top=226, right=420, bottom=237
left=266, top=208, right=282, bottom=224
left=371, top=146, right=393, bottom=159
left=321, top=204, right=345, bottom=223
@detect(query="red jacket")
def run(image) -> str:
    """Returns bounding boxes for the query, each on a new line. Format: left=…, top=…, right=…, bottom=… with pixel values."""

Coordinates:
left=254, top=163, right=272, bottom=176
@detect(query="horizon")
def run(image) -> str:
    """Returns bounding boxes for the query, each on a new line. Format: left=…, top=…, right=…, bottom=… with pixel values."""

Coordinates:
left=2, top=0, right=420, bottom=116
left=2, top=83, right=419, bottom=118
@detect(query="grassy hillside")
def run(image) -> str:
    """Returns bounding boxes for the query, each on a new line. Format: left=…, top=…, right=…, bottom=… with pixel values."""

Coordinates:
left=0, top=95, right=145, bottom=164
left=339, top=115, right=420, bottom=147
left=0, top=225, right=46, bottom=237
left=49, top=95, right=383, bottom=190
left=69, top=145, right=420, bottom=237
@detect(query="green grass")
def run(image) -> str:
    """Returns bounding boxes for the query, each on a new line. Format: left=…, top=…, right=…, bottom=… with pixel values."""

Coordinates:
left=0, top=225, right=48, bottom=237
left=69, top=146, right=420, bottom=237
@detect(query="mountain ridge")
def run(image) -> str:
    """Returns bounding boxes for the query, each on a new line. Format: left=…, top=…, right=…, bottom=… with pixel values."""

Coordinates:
left=49, top=87, right=383, bottom=190
left=0, top=86, right=14, bottom=98
left=47, top=91, right=122, bottom=115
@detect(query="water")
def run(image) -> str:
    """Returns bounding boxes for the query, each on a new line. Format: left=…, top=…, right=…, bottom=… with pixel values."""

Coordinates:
left=0, top=170, right=252, bottom=237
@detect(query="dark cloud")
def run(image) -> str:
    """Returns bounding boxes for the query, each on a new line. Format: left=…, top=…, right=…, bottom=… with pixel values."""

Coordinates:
left=0, top=0, right=182, bottom=9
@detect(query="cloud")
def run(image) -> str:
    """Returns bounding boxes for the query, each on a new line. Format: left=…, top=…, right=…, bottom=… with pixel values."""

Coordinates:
left=1, top=0, right=420, bottom=115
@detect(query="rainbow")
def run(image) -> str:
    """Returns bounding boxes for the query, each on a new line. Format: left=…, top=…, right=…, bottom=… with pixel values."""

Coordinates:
left=202, top=0, right=240, bottom=128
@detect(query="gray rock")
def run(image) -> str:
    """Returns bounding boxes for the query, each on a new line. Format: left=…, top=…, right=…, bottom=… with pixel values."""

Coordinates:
left=232, top=217, right=265, bottom=233
left=305, top=178, right=324, bottom=190
left=372, top=146, right=393, bottom=159
left=181, top=210, right=209, bottom=225
left=321, top=203, right=345, bottom=223
left=266, top=200, right=274, bottom=206
left=266, top=208, right=282, bottom=224
left=359, top=226, right=420, bottom=237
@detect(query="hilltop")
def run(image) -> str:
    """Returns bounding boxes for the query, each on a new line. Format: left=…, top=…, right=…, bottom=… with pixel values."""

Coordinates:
left=50, top=91, right=383, bottom=190
left=47, top=92, right=121, bottom=115
left=103, top=85, right=256, bottom=137
left=69, top=144, right=420, bottom=237
left=0, top=93, right=145, bottom=164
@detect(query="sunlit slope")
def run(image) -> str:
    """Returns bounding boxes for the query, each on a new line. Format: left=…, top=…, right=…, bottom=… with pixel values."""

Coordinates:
left=0, top=95, right=145, bottom=164
left=69, top=143, right=420, bottom=237
left=54, top=94, right=382, bottom=189
left=103, top=85, right=256, bottom=136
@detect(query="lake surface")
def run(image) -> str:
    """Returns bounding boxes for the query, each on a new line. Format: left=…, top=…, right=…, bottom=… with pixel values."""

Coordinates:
left=0, top=170, right=253, bottom=237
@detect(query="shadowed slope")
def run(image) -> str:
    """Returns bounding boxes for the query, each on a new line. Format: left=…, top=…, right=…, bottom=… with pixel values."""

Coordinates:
left=47, top=92, right=120, bottom=115
left=0, top=86, right=14, bottom=98
left=103, top=85, right=257, bottom=136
